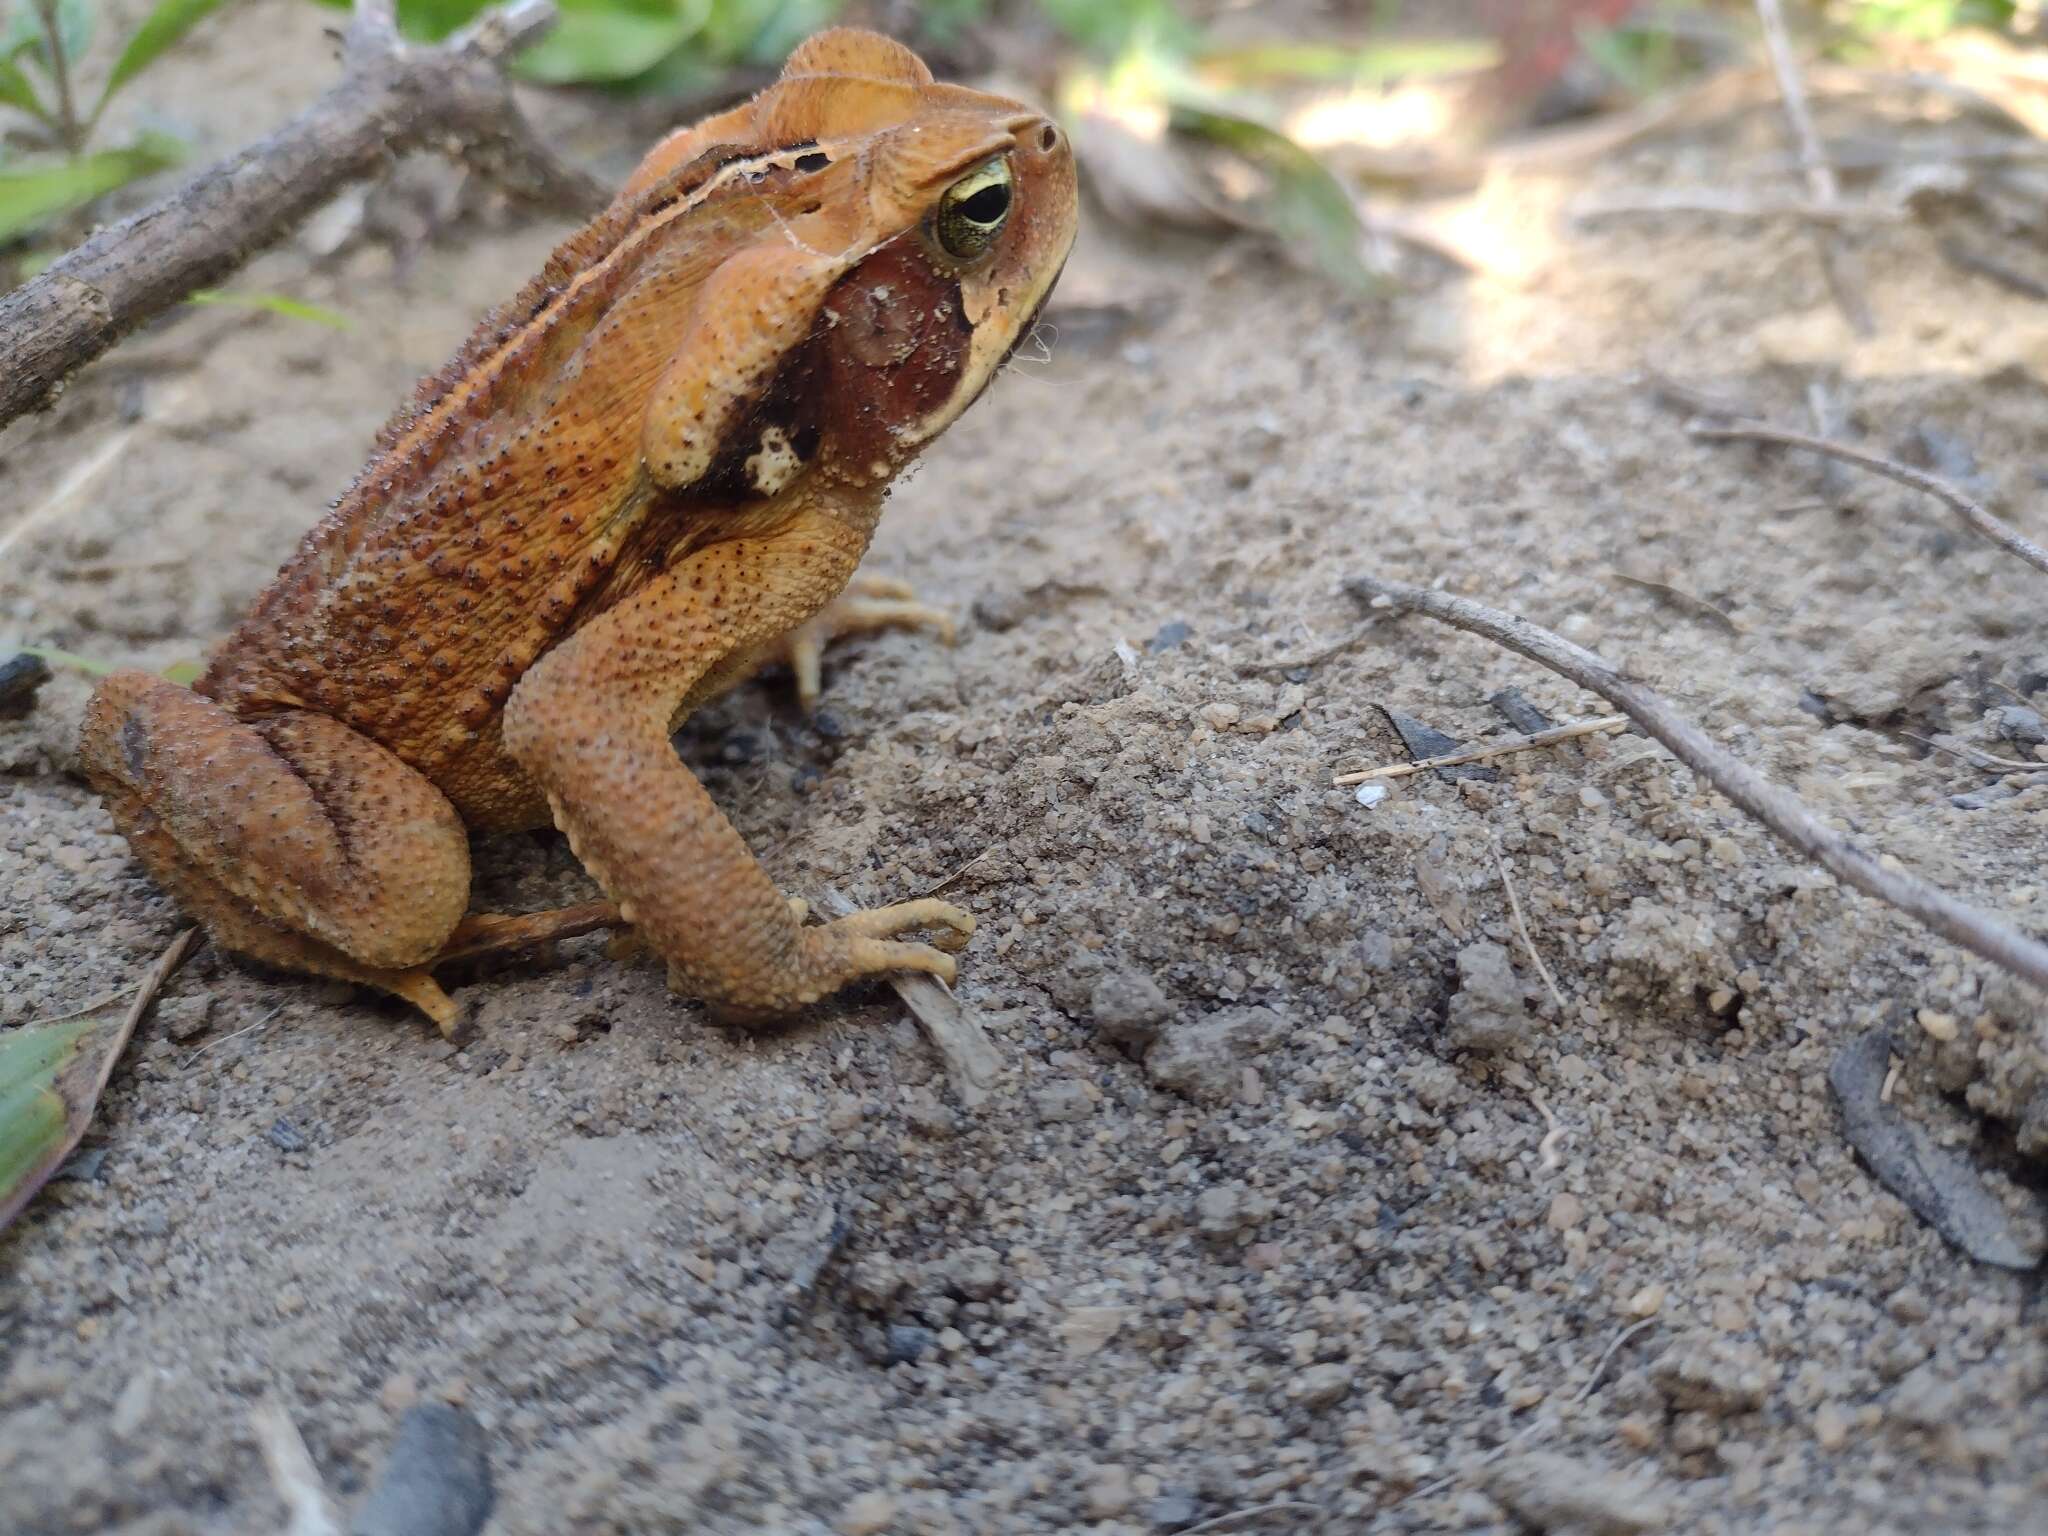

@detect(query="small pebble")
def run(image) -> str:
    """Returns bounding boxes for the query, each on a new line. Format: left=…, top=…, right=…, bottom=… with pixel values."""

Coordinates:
left=837, top=1491, right=896, bottom=1536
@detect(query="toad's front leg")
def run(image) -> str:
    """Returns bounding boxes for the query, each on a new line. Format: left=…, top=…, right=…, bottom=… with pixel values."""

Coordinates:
left=502, top=520, right=973, bottom=1018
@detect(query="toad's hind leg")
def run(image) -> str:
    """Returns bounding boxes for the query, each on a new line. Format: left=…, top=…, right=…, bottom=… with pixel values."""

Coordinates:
left=79, top=670, right=474, bottom=1033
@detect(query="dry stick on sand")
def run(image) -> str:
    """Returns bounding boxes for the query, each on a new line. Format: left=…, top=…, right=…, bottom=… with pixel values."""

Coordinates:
left=1332, top=716, right=1629, bottom=786
left=0, top=0, right=605, bottom=430
left=1344, top=575, right=2048, bottom=997
left=1690, top=421, right=2048, bottom=577
left=1755, top=0, right=1874, bottom=334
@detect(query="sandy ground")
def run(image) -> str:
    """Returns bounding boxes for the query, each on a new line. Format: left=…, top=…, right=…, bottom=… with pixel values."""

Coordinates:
left=4, top=6, right=2048, bottom=1533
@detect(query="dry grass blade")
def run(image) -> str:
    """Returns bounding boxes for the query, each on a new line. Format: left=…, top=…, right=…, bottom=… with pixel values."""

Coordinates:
left=820, top=890, right=1001, bottom=1108
left=1346, top=574, right=2048, bottom=998
left=1333, top=716, right=1629, bottom=786
left=1690, top=421, right=2048, bottom=576
left=0, top=926, right=200, bottom=1232
left=250, top=1397, right=340, bottom=1536
left=1493, top=841, right=1567, bottom=1015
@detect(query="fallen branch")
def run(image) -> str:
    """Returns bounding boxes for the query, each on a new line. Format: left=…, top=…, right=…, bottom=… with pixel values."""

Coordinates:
left=0, top=0, right=607, bottom=430
left=1345, top=574, right=2048, bottom=997
left=1689, top=421, right=2048, bottom=576
left=1755, top=0, right=1873, bottom=334
left=1332, top=715, right=1629, bottom=786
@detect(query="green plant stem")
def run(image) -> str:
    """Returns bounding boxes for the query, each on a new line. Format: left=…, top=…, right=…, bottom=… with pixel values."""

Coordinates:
left=32, top=0, right=85, bottom=154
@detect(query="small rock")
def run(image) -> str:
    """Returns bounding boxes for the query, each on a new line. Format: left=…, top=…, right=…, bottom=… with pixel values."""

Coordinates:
left=1994, top=705, right=2046, bottom=746
left=1091, top=968, right=1172, bottom=1048
left=351, top=1404, right=494, bottom=1536
left=157, top=995, right=213, bottom=1043
left=1916, top=1008, right=1959, bottom=1043
left=0, top=652, right=50, bottom=719
left=109, top=1369, right=154, bottom=1440
left=1144, top=1006, right=1285, bottom=1104
left=1033, top=1080, right=1094, bottom=1125
left=837, top=1491, right=896, bottom=1536
left=1650, top=1336, right=1770, bottom=1415
left=1146, top=620, right=1191, bottom=652
left=1147, top=1492, right=1201, bottom=1530
left=1086, top=1465, right=1135, bottom=1520
left=1813, top=1403, right=1851, bottom=1452
left=884, top=1324, right=936, bottom=1366
left=902, top=1090, right=958, bottom=1140
left=1195, top=1184, right=1243, bottom=1238
left=1296, top=1363, right=1353, bottom=1410
left=1482, top=1450, right=1670, bottom=1535
left=1060, top=1305, right=1132, bottom=1357
left=1547, top=1192, right=1585, bottom=1231
left=1447, top=941, right=1528, bottom=1052
left=266, top=1118, right=307, bottom=1154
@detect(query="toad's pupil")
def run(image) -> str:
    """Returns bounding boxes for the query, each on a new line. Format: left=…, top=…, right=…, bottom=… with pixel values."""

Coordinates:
left=958, top=183, right=1010, bottom=223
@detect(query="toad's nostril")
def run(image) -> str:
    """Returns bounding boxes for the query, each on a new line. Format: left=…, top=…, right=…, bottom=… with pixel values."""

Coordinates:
left=1039, top=125, right=1058, bottom=153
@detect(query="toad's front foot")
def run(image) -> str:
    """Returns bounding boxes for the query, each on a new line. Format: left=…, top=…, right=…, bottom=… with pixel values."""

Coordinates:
left=686, top=897, right=977, bottom=1020
left=784, top=574, right=955, bottom=710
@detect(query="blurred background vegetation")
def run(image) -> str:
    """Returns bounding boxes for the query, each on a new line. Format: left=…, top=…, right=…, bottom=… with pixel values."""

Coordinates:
left=2, top=0, right=2045, bottom=286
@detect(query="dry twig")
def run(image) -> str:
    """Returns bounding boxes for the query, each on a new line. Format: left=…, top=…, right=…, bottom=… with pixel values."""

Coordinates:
left=1690, top=421, right=2048, bottom=576
left=0, top=0, right=606, bottom=429
left=1755, top=0, right=1873, bottom=333
left=1345, top=574, right=2048, bottom=997
left=1177, top=1502, right=1325, bottom=1535
left=1332, top=716, right=1629, bottom=786
left=1903, top=732, right=2044, bottom=775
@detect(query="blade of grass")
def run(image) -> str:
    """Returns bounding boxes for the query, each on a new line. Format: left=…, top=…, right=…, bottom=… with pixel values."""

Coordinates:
left=186, top=288, right=350, bottom=328
left=0, top=54, right=51, bottom=122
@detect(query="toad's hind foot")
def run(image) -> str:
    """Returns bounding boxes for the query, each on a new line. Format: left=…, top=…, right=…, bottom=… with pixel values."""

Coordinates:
left=784, top=574, right=956, bottom=710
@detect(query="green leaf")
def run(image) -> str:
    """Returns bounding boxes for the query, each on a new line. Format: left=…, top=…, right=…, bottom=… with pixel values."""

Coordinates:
left=1039, top=0, right=1198, bottom=61
left=160, top=658, right=202, bottom=685
left=514, top=0, right=705, bottom=86
left=186, top=287, right=351, bottom=328
left=98, top=0, right=226, bottom=114
left=0, top=132, right=182, bottom=241
left=1197, top=37, right=1498, bottom=87
left=0, top=999, right=123, bottom=1232
left=0, top=51, right=47, bottom=120
left=1170, top=104, right=1377, bottom=293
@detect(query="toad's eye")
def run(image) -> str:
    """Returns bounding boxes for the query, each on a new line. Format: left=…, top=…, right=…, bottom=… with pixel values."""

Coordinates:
left=933, top=158, right=1013, bottom=261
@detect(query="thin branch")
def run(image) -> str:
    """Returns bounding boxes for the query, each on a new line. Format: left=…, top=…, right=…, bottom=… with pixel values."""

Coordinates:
left=1345, top=574, right=2048, bottom=998
left=1690, top=421, right=2048, bottom=576
left=1571, top=188, right=1901, bottom=225
left=0, top=0, right=607, bottom=430
left=1902, top=731, right=2044, bottom=775
left=1755, top=0, right=1873, bottom=333
left=1332, top=716, right=1629, bottom=786
left=31, top=0, right=84, bottom=154
left=1177, top=1503, right=1325, bottom=1536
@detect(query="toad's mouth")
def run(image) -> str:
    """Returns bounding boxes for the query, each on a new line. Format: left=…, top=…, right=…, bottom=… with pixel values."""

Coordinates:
left=994, top=255, right=1069, bottom=375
